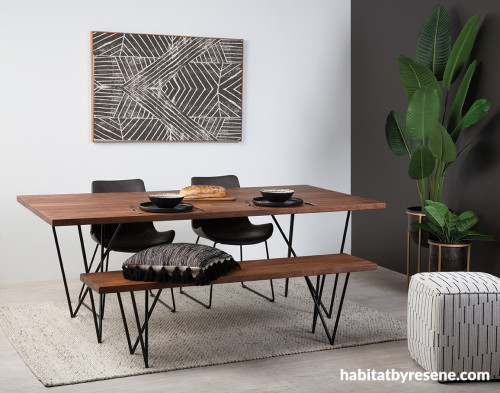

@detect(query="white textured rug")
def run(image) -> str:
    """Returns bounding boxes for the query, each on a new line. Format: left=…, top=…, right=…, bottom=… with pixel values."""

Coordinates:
left=0, top=278, right=406, bottom=387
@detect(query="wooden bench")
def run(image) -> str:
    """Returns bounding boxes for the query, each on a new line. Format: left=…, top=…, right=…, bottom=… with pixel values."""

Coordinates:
left=81, top=253, right=377, bottom=367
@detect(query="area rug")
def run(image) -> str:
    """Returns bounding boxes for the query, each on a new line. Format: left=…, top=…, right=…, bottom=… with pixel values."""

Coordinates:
left=0, top=277, right=406, bottom=387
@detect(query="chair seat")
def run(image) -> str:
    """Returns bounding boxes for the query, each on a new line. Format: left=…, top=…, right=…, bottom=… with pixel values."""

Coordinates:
left=92, top=225, right=175, bottom=253
left=193, top=218, right=273, bottom=246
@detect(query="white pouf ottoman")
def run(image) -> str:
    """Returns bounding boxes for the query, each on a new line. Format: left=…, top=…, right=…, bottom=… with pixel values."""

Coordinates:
left=408, top=272, right=500, bottom=379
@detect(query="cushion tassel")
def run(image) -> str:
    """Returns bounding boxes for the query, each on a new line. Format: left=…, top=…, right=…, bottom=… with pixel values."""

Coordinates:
left=156, top=266, right=170, bottom=283
left=122, top=265, right=132, bottom=280
left=172, top=266, right=182, bottom=283
left=131, top=266, right=145, bottom=281
left=181, top=267, right=194, bottom=283
left=194, top=271, right=207, bottom=286
left=143, top=266, right=157, bottom=282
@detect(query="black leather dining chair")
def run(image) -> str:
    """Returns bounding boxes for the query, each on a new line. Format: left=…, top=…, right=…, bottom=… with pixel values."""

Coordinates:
left=90, top=179, right=175, bottom=253
left=88, top=179, right=176, bottom=312
left=180, top=175, right=274, bottom=308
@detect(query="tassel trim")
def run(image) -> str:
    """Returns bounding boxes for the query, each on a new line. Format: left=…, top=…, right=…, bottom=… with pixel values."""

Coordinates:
left=122, top=258, right=240, bottom=286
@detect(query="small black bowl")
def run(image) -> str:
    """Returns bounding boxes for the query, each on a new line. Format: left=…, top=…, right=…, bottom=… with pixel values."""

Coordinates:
left=148, top=193, right=184, bottom=208
left=260, top=189, right=294, bottom=202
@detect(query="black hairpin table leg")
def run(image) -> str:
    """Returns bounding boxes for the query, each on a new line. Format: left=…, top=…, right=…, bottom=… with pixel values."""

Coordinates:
left=317, top=211, right=351, bottom=319
left=284, top=214, right=295, bottom=297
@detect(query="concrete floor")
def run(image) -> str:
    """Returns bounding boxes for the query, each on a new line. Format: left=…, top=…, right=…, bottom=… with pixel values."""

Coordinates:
left=0, top=267, right=498, bottom=392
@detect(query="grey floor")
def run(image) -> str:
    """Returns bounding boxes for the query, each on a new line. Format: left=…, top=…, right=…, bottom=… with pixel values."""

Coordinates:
left=0, top=267, right=498, bottom=392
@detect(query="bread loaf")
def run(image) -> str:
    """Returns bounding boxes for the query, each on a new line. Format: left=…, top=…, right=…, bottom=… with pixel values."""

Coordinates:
left=179, top=185, right=227, bottom=198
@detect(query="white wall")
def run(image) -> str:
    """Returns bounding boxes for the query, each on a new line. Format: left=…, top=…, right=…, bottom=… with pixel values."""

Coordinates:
left=0, top=0, right=351, bottom=284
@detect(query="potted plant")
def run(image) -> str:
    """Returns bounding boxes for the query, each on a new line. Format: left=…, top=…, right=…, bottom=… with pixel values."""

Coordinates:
left=412, top=201, right=494, bottom=271
left=384, top=5, right=491, bottom=246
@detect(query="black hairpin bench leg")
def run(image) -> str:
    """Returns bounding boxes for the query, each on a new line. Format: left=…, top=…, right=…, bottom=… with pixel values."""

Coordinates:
left=117, top=290, right=163, bottom=367
left=306, top=273, right=350, bottom=344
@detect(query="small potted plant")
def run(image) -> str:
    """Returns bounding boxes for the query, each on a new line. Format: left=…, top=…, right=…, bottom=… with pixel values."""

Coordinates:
left=412, top=201, right=494, bottom=271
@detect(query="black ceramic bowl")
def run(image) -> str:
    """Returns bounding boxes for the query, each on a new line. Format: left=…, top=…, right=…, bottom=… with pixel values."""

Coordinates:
left=148, top=193, right=184, bottom=208
left=260, top=189, right=294, bottom=202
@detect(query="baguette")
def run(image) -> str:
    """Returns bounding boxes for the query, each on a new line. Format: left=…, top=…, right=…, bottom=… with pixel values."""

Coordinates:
left=179, top=185, right=227, bottom=198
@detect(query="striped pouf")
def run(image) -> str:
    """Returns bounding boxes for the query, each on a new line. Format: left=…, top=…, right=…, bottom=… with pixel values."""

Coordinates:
left=408, top=272, right=500, bottom=379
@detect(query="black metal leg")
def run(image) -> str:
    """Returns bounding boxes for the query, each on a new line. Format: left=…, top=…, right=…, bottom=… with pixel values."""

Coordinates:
left=195, top=236, right=200, bottom=244
left=180, top=284, right=213, bottom=309
left=98, top=294, right=104, bottom=343
left=241, top=241, right=275, bottom=302
left=130, top=292, right=147, bottom=367
left=52, top=224, right=123, bottom=319
left=78, top=244, right=99, bottom=301
left=318, top=211, right=351, bottom=320
left=180, top=242, right=218, bottom=308
left=117, top=293, right=133, bottom=353
left=149, top=288, right=176, bottom=312
left=87, top=287, right=100, bottom=342
left=305, top=273, right=350, bottom=345
left=101, top=253, right=110, bottom=318
left=128, top=289, right=163, bottom=353
left=271, top=216, right=298, bottom=257
left=312, top=275, right=321, bottom=333
left=284, top=214, right=295, bottom=297
left=52, top=227, right=74, bottom=318
left=144, top=291, right=149, bottom=367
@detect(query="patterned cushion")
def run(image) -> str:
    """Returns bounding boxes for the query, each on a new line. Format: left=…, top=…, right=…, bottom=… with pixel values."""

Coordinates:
left=408, top=272, right=500, bottom=378
left=122, top=243, right=239, bottom=286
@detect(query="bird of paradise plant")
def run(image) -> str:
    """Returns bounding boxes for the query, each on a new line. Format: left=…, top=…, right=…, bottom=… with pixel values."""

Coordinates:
left=385, top=5, right=490, bottom=208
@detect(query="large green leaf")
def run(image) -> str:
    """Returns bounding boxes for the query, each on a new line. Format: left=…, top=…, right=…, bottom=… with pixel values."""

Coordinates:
left=428, top=122, right=456, bottom=162
left=425, top=200, right=451, bottom=220
left=408, top=146, right=435, bottom=179
left=385, top=111, right=418, bottom=156
left=412, top=221, right=444, bottom=240
left=397, top=56, right=442, bottom=102
left=442, top=14, right=480, bottom=89
left=450, top=99, right=490, bottom=142
left=443, top=141, right=473, bottom=173
left=423, top=205, right=446, bottom=228
left=414, top=5, right=451, bottom=80
left=406, top=86, right=441, bottom=140
left=456, top=215, right=479, bottom=232
left=447, top=60, right=477, bottom=132
left=457, top=229, right=495, bottom=242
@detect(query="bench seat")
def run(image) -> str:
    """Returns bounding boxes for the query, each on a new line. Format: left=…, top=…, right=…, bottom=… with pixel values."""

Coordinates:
left=81, top=253, right=376, bottom=294
left=80, top=253, right=377, bottom=367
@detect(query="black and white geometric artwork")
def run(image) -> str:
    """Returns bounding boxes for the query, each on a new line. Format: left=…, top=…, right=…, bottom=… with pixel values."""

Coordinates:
left=91, top=31, right=243, bottom=142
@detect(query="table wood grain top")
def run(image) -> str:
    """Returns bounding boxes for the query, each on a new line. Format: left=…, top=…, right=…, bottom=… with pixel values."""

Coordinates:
left=17, top=185, right=385, bottom=226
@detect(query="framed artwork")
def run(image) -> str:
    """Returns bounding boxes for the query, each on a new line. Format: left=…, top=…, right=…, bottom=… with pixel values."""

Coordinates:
left=91, top=31, right=243, bottom=142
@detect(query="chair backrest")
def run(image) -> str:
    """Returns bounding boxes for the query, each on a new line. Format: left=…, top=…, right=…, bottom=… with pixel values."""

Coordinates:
left=191, top=175, right=240, bottom=189
left=191, top=175, right=246, bottom=229
left=90, top=179, right=152, bottom=240
left=92, top=179, right=146, bottom=193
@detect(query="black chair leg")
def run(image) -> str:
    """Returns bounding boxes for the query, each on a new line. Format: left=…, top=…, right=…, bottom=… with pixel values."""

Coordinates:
left=149, top=288, right=176, bottom=312
left=241, top=241, right=275, bottom=302
left=180, top=285, right=213, bottom=309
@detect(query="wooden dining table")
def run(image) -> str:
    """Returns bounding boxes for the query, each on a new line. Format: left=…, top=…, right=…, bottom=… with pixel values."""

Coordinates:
left=17, top=184, right=385, bottom=319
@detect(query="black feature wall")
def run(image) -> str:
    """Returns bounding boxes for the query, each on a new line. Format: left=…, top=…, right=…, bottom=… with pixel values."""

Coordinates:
left=352, top=0, right=500, bottom=276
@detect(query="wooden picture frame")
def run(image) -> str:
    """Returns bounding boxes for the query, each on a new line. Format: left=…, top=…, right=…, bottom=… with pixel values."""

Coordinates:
left=91, top=31, right=243, bottom=142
